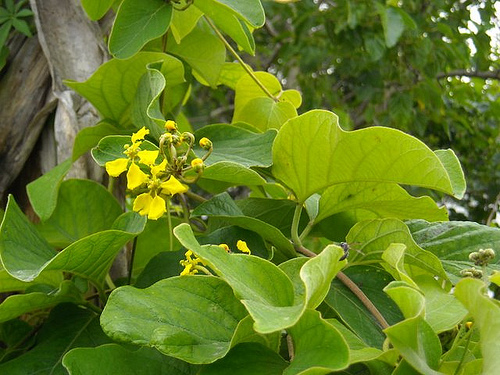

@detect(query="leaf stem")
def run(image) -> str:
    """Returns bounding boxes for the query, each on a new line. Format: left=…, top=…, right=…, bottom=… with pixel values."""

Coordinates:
left=204, top=15, right=279, bottom=102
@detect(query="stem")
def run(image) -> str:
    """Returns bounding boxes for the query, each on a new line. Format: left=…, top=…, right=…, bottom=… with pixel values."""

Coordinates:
left=204, top=16, right=279, bottom=102
left=336, top=272, right=390, bottom=329
left=167, top=198, right=174, bottom=251
left=291, top=204, right=304, bottom=247
left=127, top=237, right=138, bottom=285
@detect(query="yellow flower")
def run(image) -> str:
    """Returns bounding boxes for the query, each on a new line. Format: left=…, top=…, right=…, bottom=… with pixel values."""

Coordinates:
left=237, top=240, right=251, bottom=254
left=160, top=175, right=188, bottom=196
left=132, top=193, right=166, bottom=220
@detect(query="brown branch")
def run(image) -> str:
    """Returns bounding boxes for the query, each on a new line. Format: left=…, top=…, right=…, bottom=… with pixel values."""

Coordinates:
left=437, top=69, right=500, bottom=80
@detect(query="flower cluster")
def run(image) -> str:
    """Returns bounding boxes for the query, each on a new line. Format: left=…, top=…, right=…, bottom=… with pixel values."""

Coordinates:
left=104, top=121, right=212, bottom=220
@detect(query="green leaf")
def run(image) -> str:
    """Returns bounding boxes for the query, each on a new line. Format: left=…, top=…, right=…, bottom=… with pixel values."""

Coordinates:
left=200, top=343, right=288, bottom=375
left=66, top=52, right=173, bottom=126
left=316, top=182, right=448, bottom=223
left=0, top=304, right=110, bottom=374
left=101, top=276, right=247, bottom=364
left=346, top=219, right=448, bottom=280
left=0, top=281, right=84, bottom=322
left=91, top=135, right=159, bottom=166
left=81, top=0, right=114, bottom=20
left=194, top=124, right=276, bottom=167
left=384, top=316, right=442, bottom=375
left=109, top=0, right=173, bottom=59
left=174, top=223, right=301, bottom=333
left=454, top=278, right=500, bottom=375
left=0, top=196, right=145, bottom=286
left=167, top=27, right=225, bottom=87
left=72, top=121, right=127, bottom=161
left=284, top=309, right=349, bottom=374
left=63, top=344, right=199, bottom=375
left=377, top=4, right=405, bottom=47
left=234, top=97, right=297, bottom=131
left=170, top=6, right=203, bottom=43
left=198, top=0, right=265, bottom=28
left=191, top=193, right=296, bottom=259
left=200, top=161, right=267, bottom=186
left=272, top=110, right=465, bottom=203
left=26, top=159, right=72, bottom=221
left=195, top=1, right=255, bottom=54
left=324, top=266, right=403, bottom=348
left=36, top=179, right=123, bottom=248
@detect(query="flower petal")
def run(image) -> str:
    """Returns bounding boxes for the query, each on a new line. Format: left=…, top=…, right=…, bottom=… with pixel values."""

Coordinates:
left=148, top=195, right=166, bottom=220
left=133, top=193, right=152, bottom=216
left=137, top=150, right=159, bottom=166
left=127, top=162, right=149, bottom=190
left=160, top=175, right=188, bottom=196
left=131, top=126, right=149, bottom=143
left=105, top=158, right=129, bottom=177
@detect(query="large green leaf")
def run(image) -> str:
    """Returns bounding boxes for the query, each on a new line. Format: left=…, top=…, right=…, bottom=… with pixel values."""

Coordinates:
left=36, top=179, right=123, bottom=248
left=454, top=278, right=500, bottom=375
left=80, top=0, right=114, bottom=20
left=0, top=197, right=145, bottom=286
left=284, top=309, right=349, bottom=374
left=316, top=182, right=448, bottom=223
left=26, top=159, right=72, bottom=221
left=191, top=193, right=296, bottom=259
left=200, top=343, right=287, bottom=375
left=109, top=0, right=173, bottom=59
left=66, top=52, right=173, bottom=126
left=272, top=110, right=466, bottom=203
left=346, top=218, right=448, bottom=280
left=0, top=304, right=111, bottom=375
left=100, top=276, right=247, bottom=364
left=194, top=124, right=276, bottom=168
left=167, top=27, right=225, bottom=87
left=0, top=281, right=84, bottom=322
left=63, top=344, right=199, bottom=375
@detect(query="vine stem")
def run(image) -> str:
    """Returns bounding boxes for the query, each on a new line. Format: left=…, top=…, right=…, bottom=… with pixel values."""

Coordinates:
left=204, top=16, right=279, bottom=102
left=291, top=202, right=389, bottom=330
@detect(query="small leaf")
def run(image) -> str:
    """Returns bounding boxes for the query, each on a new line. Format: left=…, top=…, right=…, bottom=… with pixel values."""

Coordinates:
left=284, top=309, right=349, bottom=374
left=63, top=344, right=199, bottom=375
left=454, top=278, right=500, bottom=374
left=26, top=159, right=72, bottom=221
left=101, top=276, right=247, bottom=364
left=109, top=0, right=173, bottom=59
left=194, top=124, right=276, bottom=168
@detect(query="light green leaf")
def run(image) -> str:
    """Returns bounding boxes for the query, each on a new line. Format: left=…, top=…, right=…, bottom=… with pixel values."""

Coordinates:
left=80, top=0, right=114, bottom=20
left=173, top=223, right=301, bottom=333
left=194, top=124, right=276, bottom=167
left=26, top=159, right=72, bottom=221
left=0, top=196, right=145, bottom=286
left=170, top=6, right=203, bottom=43
left=167, top=27, right=225, bottom=87
left=36, top=179, right=123, bottom=248
left=234, top=97, right=297, bottom=131
left=101, top=276, right=247, bottom=364
left=284, top=309, right=349, bottom=374
left=200, top=343, right=287, bottom=375
left=0, top=281, right=84, bottom=322
left=454, top=278, right=500, bottom=375
left=198, top=0, right=265, bottom=28
left=316, top=182, right=448, bottom=223
left=0, top=304, right=110, bottom=374
left=66, top=52, right=172, bottom=126
left=63, top=344, right=199, bottom=375
left=272, top=110, right=465, bottom=203
left=109, top=0, right=173, bottom=59
left=346, top=219, right=448, bottom=280
left=191, top=193, right=296, bottom=259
